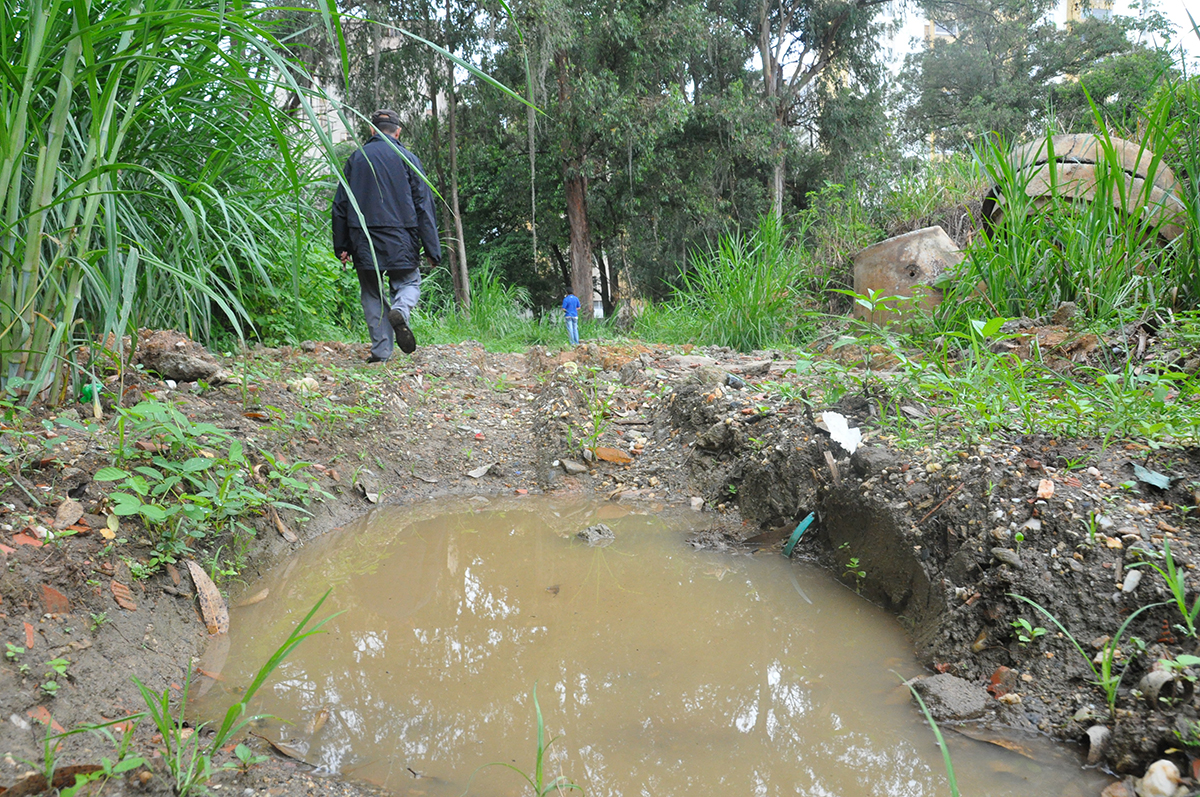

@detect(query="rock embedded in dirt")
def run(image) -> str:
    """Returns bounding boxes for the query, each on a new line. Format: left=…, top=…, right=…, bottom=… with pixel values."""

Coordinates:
left=561, top=459, right=587, bottom=475
left=1135, top=760, right=1183, bottom=797
left=135, top=329, right=224, bottom=382
left=850, top=446, right=898, bottom=478
left=911, top=674, right=989, bottom=721
left=577, top=524, right=615, bottom=547
left=991, top=547, right=1023, bottom=569
left=1087, top=724, right=1112, bottom=765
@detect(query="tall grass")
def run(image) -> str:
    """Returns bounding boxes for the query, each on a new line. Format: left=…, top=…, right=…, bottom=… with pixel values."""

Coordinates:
left=635, top=214, right=818, bottom=352
left=413, top=258, right=561, bottom=349
left=0, top=0, right=358, bottom=402
left=936, top=62, right=1199, bottom=327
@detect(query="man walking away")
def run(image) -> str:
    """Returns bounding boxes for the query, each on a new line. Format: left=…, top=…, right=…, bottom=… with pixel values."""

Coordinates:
left=332, top=109, right=441, bottom=363
left=562, top=291, right=581, bottom=346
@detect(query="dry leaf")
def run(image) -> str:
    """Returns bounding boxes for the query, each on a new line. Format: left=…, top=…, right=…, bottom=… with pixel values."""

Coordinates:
left=185, top=560, right=229, bottom=635
left=594, top=447, right=633, bottom=464
left=235, top=588, right=269, bottom=607
left=250, top=732, right=308, bottom=764
left=270, top=508, right=298, bottom=543
left=166, top=562, right=181, bottom=586
left=111, top=581, right=138, bottom=611
left=466, top=462, right=496, bottom=479
left=305, top=705, right=330, bottom=736
left=52, top=499, right=84, bottom=530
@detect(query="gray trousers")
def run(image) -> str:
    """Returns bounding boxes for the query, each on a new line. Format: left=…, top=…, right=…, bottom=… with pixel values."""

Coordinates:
left=357, top=268, right=421, bottom=360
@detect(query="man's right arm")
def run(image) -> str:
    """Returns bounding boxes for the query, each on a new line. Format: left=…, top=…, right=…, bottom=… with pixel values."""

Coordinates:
left=332, top=164, right=351, bottom=260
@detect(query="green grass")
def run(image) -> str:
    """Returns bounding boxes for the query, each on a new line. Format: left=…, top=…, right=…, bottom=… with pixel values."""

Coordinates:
left=633, top=214, right=823, bottom=352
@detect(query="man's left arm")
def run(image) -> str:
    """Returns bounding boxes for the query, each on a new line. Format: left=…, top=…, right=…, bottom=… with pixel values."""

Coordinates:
left=406, top=153, right=442, bottom=266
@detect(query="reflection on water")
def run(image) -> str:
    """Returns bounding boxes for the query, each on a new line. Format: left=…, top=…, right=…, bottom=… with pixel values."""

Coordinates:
left=197, top=499, right=1109, bottom=797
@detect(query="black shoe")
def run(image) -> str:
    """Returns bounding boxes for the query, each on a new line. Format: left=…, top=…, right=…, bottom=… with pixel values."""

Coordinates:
left=389, top=309, right=417, bottom=354
left=366, top=355, right=388, bottom=364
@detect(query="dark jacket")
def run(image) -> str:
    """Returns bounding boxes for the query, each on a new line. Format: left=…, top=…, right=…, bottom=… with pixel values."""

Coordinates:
left=332, top=134, right=441, bottom=270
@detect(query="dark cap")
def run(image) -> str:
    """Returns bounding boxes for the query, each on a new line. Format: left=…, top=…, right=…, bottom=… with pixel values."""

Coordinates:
left=370, top=109, right=401, bottom=128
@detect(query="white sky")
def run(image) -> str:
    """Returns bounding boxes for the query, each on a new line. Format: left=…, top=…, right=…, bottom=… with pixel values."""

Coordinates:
left=880, top=0, right=1199, bottom=71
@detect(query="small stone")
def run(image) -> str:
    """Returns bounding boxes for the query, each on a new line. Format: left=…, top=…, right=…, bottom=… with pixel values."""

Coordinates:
left=996, top=693, right=1022, bottom=704
left=991, top=548, right=1022, bottom=569
left=1087, top=466, right=1102, bottom=478
left=1100, top=780, right=1135, bottom=797
left=911, top=674, right=989, bottom=720
left=1121, top=570, right=1142, bottom=594
left=561, top=459, right=587, bottom=475
left=690, top=497, right=704, bottom=511
left=990, top=527, right=1010, bottom=543
left=1105, top=536, right=1124, bottom=550
left=1136, top=760, right=1182, bottom=797
left=577, top=524, right=615, bottom=547
left=1086, top=725, right=1111, bottom=766
left=1037, top=479, right=1054, bottom=500
left=1067, top=558, right=1084, bottom=573
left=1021, top=518, right=1042, bottom=532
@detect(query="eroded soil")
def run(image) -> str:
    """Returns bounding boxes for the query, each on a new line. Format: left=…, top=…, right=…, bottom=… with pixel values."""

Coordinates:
left=3, top=332, right=1200, bottom=796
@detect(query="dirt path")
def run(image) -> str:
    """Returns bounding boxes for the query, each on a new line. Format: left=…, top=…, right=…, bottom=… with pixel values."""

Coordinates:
left=2, top=336, right=1199, bottom=796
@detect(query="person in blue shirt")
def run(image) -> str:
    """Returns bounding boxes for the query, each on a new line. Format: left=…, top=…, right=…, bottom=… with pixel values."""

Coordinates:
left=562, top=291, right=581, bottom=346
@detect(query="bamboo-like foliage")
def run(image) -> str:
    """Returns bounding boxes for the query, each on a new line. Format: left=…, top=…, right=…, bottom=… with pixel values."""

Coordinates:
left=0, top=0, right=347, bottom=402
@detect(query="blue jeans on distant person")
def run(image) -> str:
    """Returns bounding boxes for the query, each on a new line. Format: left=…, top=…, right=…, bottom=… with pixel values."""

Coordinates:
left=565, top=316, right=579, bottom=346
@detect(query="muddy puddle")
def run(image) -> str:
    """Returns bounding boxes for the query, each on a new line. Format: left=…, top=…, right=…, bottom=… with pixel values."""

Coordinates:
left=197, top=499, right=1111, bottom=796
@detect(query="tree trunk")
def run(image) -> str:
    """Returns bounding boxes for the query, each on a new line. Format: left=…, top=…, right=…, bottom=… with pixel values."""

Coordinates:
left=423, top=4, right=461, bottom=303
left=528, top=91, right=538, bottom=272
left=446, top=0, right=470, bottom=310
left=556, top=49, right=593, bottom=320
left=772, top=141, right=785, bottom=221
left=597, top=241, right=613, bottom=319
left=550, top=243, right=570, bottom=291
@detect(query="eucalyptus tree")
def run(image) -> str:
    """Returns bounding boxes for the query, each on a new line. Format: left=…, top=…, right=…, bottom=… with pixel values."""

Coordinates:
left=719, top=0, right=894, bottom=219
left=897, top=0, right=1157, bottom=149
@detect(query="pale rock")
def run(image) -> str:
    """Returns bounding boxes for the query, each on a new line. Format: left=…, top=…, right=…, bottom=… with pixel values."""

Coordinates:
left=1135, top=760, right=1182, bottom=797
left=561, top=459, right=587, bottom=475
left=1121, top=569, right=1142, bottom=594
left=1086, top=725, right=1110, bottom=765
left=690, top=497, right=705, bottom=511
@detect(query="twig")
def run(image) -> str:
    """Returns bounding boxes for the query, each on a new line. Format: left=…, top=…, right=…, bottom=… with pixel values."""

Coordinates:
left=918, top=482, right=964, bottom=525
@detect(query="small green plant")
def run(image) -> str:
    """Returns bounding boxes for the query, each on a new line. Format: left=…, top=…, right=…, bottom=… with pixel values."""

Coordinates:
left=1082, top=512, right=1099, bottom=547
left=1010, top=593, right=1164, bottom=714
left=133, top=589, right=338, bottom=797
left=1014, top=531, right=1025, bottom=554
left=57, top=717, right=149, bottom=797
left=840, top=545, right=866, bottom=594
left=1011, top=618, right=1046, bottom=646
left=1129, top=539, right=1200, bottom=637
left=89, top=612, right=109, bottom=632
left=233, top=742, right=267, bottom=773
left=1176, top=719, right=1200, bottom=748
left=567, top=365, right=614, bottom=453
left=6, top=642, right=23, bottom=661
left=42, top=658, right=70, bottom=697
left=466, top=684, right=582, bottom=796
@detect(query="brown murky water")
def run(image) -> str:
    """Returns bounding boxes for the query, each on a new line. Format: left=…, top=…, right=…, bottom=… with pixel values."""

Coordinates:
left=199, top=499, right=1110, bottom=796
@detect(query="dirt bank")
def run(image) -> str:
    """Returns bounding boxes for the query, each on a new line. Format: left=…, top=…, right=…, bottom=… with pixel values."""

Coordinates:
left=2, top=334, right=1198, bottom=795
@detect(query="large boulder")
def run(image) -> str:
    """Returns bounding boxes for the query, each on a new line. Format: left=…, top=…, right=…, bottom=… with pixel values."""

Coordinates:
left=852, top=226, right=963, bottom=324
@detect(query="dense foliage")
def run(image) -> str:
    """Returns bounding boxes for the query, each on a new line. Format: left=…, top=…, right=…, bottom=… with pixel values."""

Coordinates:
left=2, top=0, right=1197, bottom=401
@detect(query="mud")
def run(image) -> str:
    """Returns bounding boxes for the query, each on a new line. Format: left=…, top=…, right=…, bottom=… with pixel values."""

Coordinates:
left=2, top=333, right=1199, bottom=796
